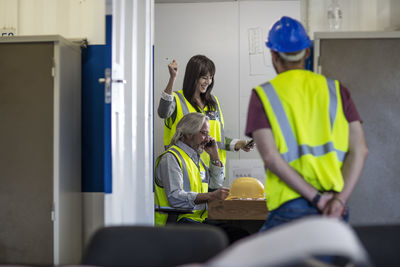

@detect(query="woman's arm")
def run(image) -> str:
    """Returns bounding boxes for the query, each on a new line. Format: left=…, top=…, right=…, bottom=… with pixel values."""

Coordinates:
left=224, top=137, right=255, bottom=152
left=157, top=60, right=178, bottom=119
left=157, top=93, right=176, bottom=119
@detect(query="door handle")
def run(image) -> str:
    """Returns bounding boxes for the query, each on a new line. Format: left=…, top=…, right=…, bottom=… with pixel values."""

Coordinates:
left=98, top=68, right=126, bottom=104
left=98, top=78, right=127, bottom=84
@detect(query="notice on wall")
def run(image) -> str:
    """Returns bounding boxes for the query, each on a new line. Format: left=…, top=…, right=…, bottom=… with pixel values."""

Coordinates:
left=248, top=27, right=272, bottom=76
left=238, top=1, right=301, bottom=140
left=227, top=159, right=265, bottom=187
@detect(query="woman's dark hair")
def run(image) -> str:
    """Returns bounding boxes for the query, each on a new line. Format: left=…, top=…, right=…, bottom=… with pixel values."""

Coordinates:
left=182, top=55, right=217, bottom=112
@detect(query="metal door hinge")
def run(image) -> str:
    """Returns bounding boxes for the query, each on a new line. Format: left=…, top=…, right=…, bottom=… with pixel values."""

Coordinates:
left=51, top=58, right=56, bottom=77
left=51, top=202, right=55, bottom=221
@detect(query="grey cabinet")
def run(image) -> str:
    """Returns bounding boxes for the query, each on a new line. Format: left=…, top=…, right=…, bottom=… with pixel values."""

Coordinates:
left=0, top=36, right=82, bottom=265
left=314, top=32, right=400, bottom=226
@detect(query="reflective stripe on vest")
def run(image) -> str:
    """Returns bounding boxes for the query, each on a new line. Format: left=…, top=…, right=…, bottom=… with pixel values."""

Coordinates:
left=176, top=92, right=225, bottom=150
left=261, top=78, right=346, bottom=163
left=199, top=159, right=209, bottom=184
left=327, top=78, right=337, bottom=129
left=169, top=147, right=191, bottom=192
left=176, top=92, right=190, bottom=115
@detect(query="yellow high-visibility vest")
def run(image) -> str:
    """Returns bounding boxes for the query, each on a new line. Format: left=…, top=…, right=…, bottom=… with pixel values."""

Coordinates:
left=254, top=70, right=349, bottom=211
left=154, top=145, right=208, bottom=225
left=163, top=90, right=226, bottom=167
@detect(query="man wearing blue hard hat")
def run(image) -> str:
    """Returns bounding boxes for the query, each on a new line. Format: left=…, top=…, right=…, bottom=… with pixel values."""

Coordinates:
left=245, top=16, right=368, bottom=231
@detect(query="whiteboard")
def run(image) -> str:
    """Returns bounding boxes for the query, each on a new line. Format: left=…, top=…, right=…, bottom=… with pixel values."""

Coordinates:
left=238, top=1, right=300, bottom=161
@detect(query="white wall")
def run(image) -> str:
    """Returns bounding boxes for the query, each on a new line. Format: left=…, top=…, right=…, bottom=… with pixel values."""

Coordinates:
left=154, top=1, right=301, bottom=185
left=0, top=0, right=105, bottom=44
left=306, top=0, right=398, bottom=37
left=155, top=2, right=239, bottom=187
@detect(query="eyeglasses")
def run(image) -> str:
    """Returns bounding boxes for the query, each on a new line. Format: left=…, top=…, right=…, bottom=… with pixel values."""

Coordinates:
left=199, top=130, right=209, bottom=137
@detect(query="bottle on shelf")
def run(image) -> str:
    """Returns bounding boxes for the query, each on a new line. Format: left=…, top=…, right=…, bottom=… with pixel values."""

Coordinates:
left=327, top=0, right=342, bottom=31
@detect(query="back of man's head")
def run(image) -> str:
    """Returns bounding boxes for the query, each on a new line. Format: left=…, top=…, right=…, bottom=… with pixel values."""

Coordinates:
left=267, top=17, right=311, bottom=63
left=266, top=16, right=311, bottom=54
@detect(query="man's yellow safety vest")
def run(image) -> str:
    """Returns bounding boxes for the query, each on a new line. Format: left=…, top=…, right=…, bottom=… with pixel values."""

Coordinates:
left=163, top=90, right=226, bottom=167
left=154, top=145, right=208, bottom=226
left=254, top=70, right=349, bottom=211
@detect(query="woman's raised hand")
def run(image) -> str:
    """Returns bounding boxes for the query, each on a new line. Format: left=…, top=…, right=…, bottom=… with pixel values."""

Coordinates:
left=168, top=59, right=178, bottom=79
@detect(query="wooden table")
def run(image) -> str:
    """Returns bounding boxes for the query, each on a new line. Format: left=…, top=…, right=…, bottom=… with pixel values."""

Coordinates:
left=208, top=199, right=268, bottom=220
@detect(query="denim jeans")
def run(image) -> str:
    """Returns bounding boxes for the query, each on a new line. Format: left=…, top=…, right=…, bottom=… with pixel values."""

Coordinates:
left=259, top=197, right=349, bottom=232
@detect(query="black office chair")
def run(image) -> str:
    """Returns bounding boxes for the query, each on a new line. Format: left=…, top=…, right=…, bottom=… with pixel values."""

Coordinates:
left=205, top=217, right=372, bottom=267
left=155, top=207, right=193, bottom=224
left=81, top=224, right=229, bottom=267
left=353, top=224, right=400, bottom=267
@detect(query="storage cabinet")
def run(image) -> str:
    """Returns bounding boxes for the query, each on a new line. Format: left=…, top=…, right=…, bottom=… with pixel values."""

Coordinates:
left=314, top=32, right=400, bottom=226
left=0, top=36, right=82, bottom=265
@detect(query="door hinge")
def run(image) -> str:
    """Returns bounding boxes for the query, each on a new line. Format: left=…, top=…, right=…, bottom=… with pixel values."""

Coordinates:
left=51, top=202, right=55, bottom=221
left=51, top=58, right=56, bottom=77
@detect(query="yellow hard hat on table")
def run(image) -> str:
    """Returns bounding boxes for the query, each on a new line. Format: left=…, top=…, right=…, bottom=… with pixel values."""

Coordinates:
left=226, top=177, right=265, bottom=200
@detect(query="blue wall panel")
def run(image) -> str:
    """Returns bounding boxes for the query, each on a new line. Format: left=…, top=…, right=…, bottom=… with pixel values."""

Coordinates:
left=82, top=15, right=112, bottom=193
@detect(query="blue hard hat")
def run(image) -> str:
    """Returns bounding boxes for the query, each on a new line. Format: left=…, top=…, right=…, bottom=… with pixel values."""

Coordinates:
left=266, top=16, right=311, bottom=53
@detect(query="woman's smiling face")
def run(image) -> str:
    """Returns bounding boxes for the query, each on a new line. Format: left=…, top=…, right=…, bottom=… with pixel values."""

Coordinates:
left=195, top=72, right=213, bottom=94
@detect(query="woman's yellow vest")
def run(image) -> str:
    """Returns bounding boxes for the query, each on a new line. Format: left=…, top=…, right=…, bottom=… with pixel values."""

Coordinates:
left=254, top=70, right=349, bottom=211
left=154, top=145, right=209, bottom=226
left=163, top=90, right=226, bottom=167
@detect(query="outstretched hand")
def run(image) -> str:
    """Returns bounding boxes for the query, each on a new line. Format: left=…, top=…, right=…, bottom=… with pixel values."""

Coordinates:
left=235, top=139, right=255, bottom=152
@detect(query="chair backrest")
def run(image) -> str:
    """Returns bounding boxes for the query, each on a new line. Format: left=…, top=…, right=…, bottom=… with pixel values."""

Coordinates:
left=154, top=207, right=194, bottom=224
left=353, top=224, right=400, bottom=267
left=81, top=224, right=228, bottom=267
left=206, top=216, right=372, bottom=267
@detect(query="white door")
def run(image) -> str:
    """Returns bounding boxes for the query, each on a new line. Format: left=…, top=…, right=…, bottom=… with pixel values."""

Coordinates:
left=105, top=0, right=154, bottom=225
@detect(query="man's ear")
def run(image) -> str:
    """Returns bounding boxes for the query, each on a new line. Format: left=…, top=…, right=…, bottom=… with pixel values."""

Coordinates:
left=271, top=50, right=282, bottom=65
left=305, top=47, right=311, bottom=59
left=183, top=133, right=192, bottom=141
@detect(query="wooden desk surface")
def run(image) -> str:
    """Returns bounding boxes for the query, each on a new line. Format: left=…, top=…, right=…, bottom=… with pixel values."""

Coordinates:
left=208, top=199, right=268, bottom=220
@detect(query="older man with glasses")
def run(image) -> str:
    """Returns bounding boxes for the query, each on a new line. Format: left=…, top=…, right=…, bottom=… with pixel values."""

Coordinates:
left=154, top=112, right=249, bottom=243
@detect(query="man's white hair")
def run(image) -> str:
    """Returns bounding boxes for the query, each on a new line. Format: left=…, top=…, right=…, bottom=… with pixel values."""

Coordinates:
left=170, top=113, right=209, bottom=146
left=278, top=49, right=306, bottom=62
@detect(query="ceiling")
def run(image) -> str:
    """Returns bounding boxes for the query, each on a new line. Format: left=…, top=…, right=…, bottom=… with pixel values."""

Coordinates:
left=155, top=0, right=237, bottom=3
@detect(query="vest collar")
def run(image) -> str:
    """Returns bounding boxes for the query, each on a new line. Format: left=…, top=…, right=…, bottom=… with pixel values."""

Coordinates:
left=176, top=141, right=201, bottom=165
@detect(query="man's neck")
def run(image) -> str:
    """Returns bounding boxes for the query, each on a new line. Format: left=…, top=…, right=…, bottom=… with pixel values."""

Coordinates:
left=277, top=64, right=305, bottom=74
left=176, top=140, right=201, bottom=163
left=179, top=140, right=198, bottom=154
